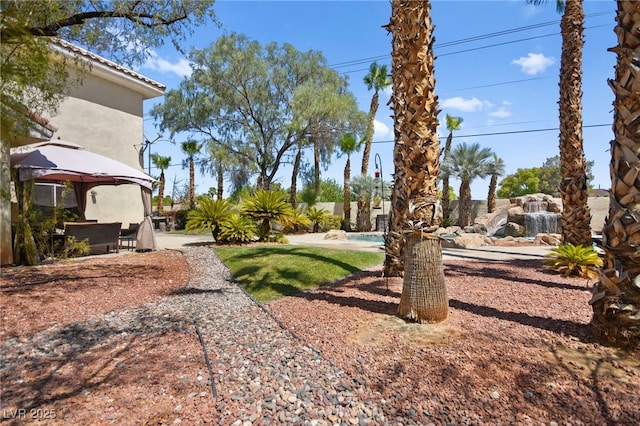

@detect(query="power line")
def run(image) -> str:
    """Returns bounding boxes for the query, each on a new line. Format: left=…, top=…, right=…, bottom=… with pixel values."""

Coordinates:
left=370, top=123, right=610, bottom=144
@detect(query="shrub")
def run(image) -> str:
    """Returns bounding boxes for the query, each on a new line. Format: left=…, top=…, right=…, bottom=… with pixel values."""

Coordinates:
left=544, top=243, right=603, bottom=280
left=218, top=213, right=257, bottom=244
left=174, top=209, right=194, bottom=230
left=185, top=198, right=232, bottom=240
left=305, top=206, right=332, bottom=233
left=242, top=190, right=294, bottom=241
left=280, top=208, right=312, bottom=234
left=63, top=236, right=91, bottom=258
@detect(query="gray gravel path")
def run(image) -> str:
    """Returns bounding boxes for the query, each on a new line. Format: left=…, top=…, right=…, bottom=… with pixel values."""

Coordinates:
left=181, top=247, right=387, bottom=425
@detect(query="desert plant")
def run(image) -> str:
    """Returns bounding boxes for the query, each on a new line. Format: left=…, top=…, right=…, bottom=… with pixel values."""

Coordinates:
left=305, top=206, right=332, bottom=233
left=544, top=243, right=603, bottom=279
left=185, top=197, right=232, bottom=241
left=242, top=190, right=294, bottom=241
left=217, top=213, right=257, bottom=244
left=280, top=208, right=312, bottom=234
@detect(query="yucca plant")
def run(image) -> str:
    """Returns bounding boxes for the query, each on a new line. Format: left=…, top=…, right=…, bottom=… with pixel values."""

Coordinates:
left=242, top=190, right=294, bottom=241
left=185, top=197, right=232, bottom=241
left=544, top=243, right=603, bottom=280
left=305, top=206, right=332, bottom=233
left=218, top=213, right=257, bottom=244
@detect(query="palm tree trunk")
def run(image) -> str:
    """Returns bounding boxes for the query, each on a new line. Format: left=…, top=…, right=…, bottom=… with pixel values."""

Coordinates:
left=590, top=0, right=640, bottom=349
left=356, top=197, right=372, bottom=231
left=487, top=175, right=498, bottom=213
left=343, top=158, right=352, bottom=231
left=398, top=232, right=448, bottom=323
left=441, top=132, right=454, bottom=221
left=158, top=171, right=165, bottom=214
left=558, top=0, right=592, bottom=246
left=383, top=0, right=444, bottom=289
left=216, top=167, right=224, bottom=200
left=361, top=91, right=380, bottom=176
left=290, top=146, right=302, bottom=207
left=458, top=180, right=472, bottom=227
left=189, top=158, right=196, bottom=209
left=314, top=141, right=321, bottom=200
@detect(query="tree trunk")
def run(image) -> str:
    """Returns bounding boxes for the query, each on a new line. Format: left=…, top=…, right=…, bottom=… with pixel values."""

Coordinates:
left=217, top=167, right=224, bottom=200
left=458, top=180, right=472, bottom=227
left=343, top=158, right=352, bottom=231
left=314, top=141, right=321, bottom=200
left=441, top=132, right=454, bottom=221
left=356, top=195, right=371, bottom=231
left=361, top=91, right=379, bottom=176
left=158, top=171, right=165, bottom=215
left=398, top=232, right=448, bottom=323
left=290, top=146, right=302, bottom=207
left=383, top=0, right=442, bottom=278
left=558, top=0, right=592, bottom=246
left=13, top=179, right=40, bottom=266
left=487, top=175, right=498, bottom=213
left=590, top=0, right=640, bottom=349
left=189, top=158, right=196, bottom=209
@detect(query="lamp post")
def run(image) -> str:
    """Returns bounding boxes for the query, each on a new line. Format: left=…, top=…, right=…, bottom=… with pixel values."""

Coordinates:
left=374, top=153, right=386, bottom=234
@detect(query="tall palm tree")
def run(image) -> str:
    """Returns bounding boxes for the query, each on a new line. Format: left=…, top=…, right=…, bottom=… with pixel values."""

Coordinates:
left=357, top=62, right=392, bottom=231
left=528, top=0, right=592, bottom=246
left=442, top=114, right=463, bottom=221
left=486, top=154, right=505, bottom=213
left=151, top=154, right=171, bottom=215
left=441, top=142, right=493, bottom=227
left=590, top=0, right=639, bottom=349
left=181, top=140, right=203, bottom=209
left=339, top=133, right=363, bottom=231
left=384, top=0, right=447, bottom=323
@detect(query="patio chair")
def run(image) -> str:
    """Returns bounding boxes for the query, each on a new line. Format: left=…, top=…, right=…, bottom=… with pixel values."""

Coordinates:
left=119, top=222, right=139, bottom=251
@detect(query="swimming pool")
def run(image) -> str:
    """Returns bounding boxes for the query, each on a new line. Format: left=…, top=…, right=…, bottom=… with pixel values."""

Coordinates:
left=346, top=233, right=384, bottom=243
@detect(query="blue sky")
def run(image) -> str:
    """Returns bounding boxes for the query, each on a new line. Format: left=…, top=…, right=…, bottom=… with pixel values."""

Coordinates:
left=137, top=0, right=616, bottom=200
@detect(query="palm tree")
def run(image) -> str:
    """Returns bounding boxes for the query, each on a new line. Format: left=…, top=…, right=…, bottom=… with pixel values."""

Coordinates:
left=181, top=140, right=203, bottom=209
left=357, top=62, right=392, bottom=232
left=385, top=0, right=447, bottom=323
left=151, top=154, right=171, bottom=215
left=339, top=133, right=363, bottom=231
left=590, top=0, right=639, bottom=349
left=242, top=190, right=294, bottom=242
left=442, top=114, right=464, bottom=221
left=528, top=0, right=592, bottom=246
left=441, top=142, right=493, bottom=227
left=486, top=154, right=505, bottom=213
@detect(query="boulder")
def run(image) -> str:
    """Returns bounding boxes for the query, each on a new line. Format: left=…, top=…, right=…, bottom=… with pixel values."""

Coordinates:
left=324, top=230, right=347, bottom=240
left=504, top=222, right=525, bottom=237
left=533, top=233, right=562, bottom=246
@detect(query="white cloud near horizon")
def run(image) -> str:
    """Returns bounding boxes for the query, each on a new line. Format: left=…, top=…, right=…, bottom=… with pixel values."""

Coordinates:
left=512, top=53, right=555, bottom=75
left=440, top=96, right=489, bottom=112
left=373, top=119, right=392, bottom=140
left=141, top=51, right=192, bottom=78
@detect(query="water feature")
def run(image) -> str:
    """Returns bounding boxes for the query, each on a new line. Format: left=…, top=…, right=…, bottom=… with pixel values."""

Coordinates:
left=523, top=201, right=559, bottom=237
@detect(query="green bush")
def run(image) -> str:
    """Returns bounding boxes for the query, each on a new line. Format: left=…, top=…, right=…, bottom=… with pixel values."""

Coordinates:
left=280, top=208, right=312, bottom=234
left=242, top=190, right=294, bottom=242
left=305, top=206, right=331, bottom=233
left=63, top=236, right=91, bottom=258
left=544, top=243, right=603, bottom=280
left=218, top=213, right=257, bottom=244
left=185, top=198, right=232, bottom=240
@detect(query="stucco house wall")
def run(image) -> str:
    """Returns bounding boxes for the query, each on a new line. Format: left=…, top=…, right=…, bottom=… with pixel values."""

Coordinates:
left=42, top=41, right=164, bottom=227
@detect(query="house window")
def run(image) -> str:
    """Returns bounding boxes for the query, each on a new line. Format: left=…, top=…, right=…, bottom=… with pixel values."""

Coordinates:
left=33, top=183, right=77, bottom=208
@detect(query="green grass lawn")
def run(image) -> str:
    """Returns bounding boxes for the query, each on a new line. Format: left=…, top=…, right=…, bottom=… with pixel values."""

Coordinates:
left=213, top=245, right=384, bottom=303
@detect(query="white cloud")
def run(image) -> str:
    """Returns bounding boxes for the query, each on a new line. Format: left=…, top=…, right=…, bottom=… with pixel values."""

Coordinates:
left=489, top=107, right=511, bottom=118
left=512, top=53, right=555, bottom=75
left=441, top=96, right=488, bottom=112
left=373, top=120, right=392, bottom=140
left=141, top=51, right=192, bottom=78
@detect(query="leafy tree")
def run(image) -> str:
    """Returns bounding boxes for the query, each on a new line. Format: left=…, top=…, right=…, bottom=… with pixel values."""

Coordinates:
left=441, top=142, right=493, bottom=227
left=151, top=154, right=171, bottom=214
left=299, top=178, right=344, bottom=205
left=151, top=33, right=365, bottom=192
left=1, top=0, right=217, bottom=265
left=357, top=62, right=392, bottom=231
left=537, top=155, right=594, bottom=195
left=497, top=168, right=540, bottom=198
left=441, top=114, right=464, bottom=220
left=486, top=154, right=505, bottom=213
left=181, top=140, right=203, bottom=209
